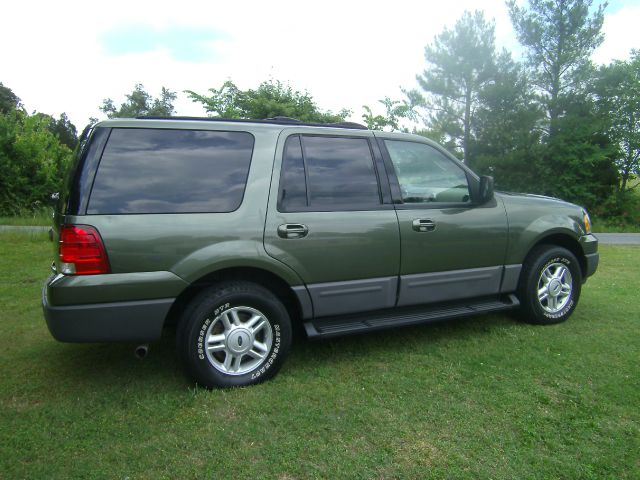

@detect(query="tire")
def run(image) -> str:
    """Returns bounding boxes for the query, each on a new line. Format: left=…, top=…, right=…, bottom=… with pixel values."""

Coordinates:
left=517, top=245, right=582, bottom=325
left=177, top=281, right=292, bottom=388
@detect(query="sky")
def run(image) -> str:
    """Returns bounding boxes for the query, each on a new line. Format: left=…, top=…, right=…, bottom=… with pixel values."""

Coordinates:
left=1, top=0, right=638, bottom=129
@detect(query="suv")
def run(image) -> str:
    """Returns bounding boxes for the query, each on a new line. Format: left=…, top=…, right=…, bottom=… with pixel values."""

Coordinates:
left=42, top=117, right=599, bottom=388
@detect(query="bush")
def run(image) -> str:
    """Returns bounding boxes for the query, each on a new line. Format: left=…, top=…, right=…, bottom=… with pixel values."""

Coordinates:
left=0, top=111, right=73, bottom=216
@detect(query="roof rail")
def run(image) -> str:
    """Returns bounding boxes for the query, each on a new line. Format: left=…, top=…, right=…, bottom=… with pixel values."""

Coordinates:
left=135, top=116, right=368, bottom=130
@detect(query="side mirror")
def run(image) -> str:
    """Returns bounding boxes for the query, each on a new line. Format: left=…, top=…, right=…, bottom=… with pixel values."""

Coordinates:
left=478, top=176, right=494, bottom=203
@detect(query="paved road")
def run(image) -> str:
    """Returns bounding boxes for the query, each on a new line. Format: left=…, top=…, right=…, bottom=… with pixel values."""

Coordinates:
left=594, top=233, right=640, bottom=245
left=1, top=226, right=638, bottom=245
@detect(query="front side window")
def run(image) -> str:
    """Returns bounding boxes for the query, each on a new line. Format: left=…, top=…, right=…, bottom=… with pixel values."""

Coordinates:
left=385, top=140, right=470, bottom=204
left=279, top=135, right=381, bottom=211
left=88, top=128, right=254, bottom=214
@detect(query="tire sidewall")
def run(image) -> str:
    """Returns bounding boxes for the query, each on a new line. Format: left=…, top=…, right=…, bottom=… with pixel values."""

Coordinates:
left=182, top=287, right=291, bottom=388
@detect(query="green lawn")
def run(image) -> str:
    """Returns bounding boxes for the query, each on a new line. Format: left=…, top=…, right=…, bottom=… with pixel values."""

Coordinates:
left=0, top=233, right=638, bottom=479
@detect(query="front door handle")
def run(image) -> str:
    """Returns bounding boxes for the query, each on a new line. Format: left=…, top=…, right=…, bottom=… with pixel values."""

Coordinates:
left=277, top=223, right=309, bottom=239
left=412, top=219, right=436, bottom=232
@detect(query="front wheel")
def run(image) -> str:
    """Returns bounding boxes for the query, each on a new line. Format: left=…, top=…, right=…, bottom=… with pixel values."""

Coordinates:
left=517, top=245, right=582, bottom=325
left=177, top=281, right=292, bottom=388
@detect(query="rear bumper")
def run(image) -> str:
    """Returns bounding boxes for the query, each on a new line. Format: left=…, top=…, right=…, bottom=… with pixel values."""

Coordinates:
left=42, top=282, right=174, bottom=343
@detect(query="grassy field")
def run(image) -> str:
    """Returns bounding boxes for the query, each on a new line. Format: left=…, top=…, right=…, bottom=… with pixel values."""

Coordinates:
left=0, top=233, right=638, bottom=479
left=0, top=208, right=53, bottom=226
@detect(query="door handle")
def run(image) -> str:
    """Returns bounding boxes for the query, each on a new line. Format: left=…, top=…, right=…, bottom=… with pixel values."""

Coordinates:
left=412, top=219, right=436, bottom=232
left=277, top=223, right=309, bottom=239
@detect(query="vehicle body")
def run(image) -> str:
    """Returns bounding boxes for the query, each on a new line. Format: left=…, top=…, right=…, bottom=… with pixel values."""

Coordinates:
left=42, top=117, right=599, bottom=387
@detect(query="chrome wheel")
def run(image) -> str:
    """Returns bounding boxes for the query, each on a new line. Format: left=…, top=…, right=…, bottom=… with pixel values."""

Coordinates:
left=204, top=306, right=273, bottom=376
left=537, top=262, right=573, bottom=313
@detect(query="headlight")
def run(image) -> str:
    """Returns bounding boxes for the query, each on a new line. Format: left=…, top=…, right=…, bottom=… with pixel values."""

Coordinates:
left=583, top=210, right=592, bottom=234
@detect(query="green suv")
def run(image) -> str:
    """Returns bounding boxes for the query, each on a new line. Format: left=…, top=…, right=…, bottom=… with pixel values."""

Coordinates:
left=42, top=117, right=599, bottom=388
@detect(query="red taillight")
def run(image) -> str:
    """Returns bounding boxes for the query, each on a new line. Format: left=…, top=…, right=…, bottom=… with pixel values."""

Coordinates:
left=59, top=225, right=110, bottom=275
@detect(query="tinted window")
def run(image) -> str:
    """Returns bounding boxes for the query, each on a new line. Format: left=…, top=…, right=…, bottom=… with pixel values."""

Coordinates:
left=385, top=141, right=470, bottom=204
left=302, top=136, right=380, bottom=208
left=88, top=128, right=254, bottom=214
left=279, top=135, right=308, bottom=211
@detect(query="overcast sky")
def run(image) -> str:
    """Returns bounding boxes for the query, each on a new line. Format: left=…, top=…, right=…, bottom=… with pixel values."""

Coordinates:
left=2, top=0, right=638, bottom=128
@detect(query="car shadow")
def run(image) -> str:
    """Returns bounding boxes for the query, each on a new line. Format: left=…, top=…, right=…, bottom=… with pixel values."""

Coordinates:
left=45, top=312, right=516, bottom=390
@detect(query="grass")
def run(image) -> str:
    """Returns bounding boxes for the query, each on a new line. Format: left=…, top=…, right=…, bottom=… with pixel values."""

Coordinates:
left=0, top=208, right=53, bottom=226
left=0, top=233, right=638, bottom=479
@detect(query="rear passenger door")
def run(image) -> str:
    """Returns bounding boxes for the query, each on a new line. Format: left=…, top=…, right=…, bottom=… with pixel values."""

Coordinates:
left=264, top=130, right=400, bottom=318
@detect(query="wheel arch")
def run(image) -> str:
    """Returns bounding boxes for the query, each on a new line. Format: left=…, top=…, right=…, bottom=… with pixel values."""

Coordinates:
left=524, top=233, right=587, bottom=279
left=165, top=266, right=307, bottom=329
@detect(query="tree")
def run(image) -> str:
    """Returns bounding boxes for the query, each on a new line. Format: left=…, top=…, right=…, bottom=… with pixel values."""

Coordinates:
left=0, top=111, right=73, bottom=215
left=0, top=82, right=21, bottom=114
left=361, top=96, right=416, bottom=131
left=594, top=51, right=640, bottom=195
left=33, top=112, right=78, bottom=150
left=507, top=0, right=606, bottom=134
left=186, top=79, right=350, bottom=123
left=409, top=11, right=497, bottom=167
left=100, top=84, right=177, bottom=118
left=503, top=0, right=617, bottom=209
left=472, top=51, right=545, bottom=191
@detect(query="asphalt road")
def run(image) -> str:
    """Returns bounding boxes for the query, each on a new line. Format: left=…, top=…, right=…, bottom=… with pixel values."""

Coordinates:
left=1, top=225, right=638, bottom=245
left=593, top=233, right=640, bottom=245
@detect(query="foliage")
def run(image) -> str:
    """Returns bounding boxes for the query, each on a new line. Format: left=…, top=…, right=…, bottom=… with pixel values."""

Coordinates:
left=408, top=3, right=617, bottom=212
left=472, top=51, right=545, bottom=189
left=31, top=112, right=78, bottom=150
left=1, top=238, right=639, bottom=478
left=0, top=111, right=73, bottom=215
left=507, top=0, right=606, bottom=131
left=0, top=82, right=21, bottom=114
left=409, top=11, right=497, bottom=167
left=100, top=83, right=177, bottom=118
left=594, top=51, right=640, bottom=196
left=186, top=79, right=350, bottom=123
left=361, top=96, right=417, bottom=132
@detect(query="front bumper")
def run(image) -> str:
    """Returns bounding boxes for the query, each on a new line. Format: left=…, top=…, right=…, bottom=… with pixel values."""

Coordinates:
left=584, top=253, right=599, bottom=279
left=580, top=234, right=599, bottom=280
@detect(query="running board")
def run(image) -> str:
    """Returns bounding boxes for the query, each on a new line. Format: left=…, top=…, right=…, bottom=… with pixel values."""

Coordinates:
left=304, top=294, right=519, bottom=339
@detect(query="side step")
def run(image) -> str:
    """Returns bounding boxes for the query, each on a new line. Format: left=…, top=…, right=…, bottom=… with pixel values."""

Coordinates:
left=304, top=294, right=520, bottom=339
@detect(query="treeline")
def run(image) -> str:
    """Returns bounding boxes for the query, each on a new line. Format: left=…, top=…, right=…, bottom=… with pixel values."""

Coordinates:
left=389, top=0, right=639, bottom=224
left=0, top=0, right=638, bottom=225
left=0, top=86, right=78, bottom=215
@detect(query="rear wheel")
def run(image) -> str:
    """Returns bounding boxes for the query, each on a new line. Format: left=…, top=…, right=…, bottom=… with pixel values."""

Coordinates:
left=177, top=281, right=292, bottom=388
left=517, top=245, right=582, bottom=325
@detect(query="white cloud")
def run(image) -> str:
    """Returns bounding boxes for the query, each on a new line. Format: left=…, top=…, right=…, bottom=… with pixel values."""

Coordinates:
left=1, top=0, right=635, bottom=129
left=592, top=4, right=640, bottom=64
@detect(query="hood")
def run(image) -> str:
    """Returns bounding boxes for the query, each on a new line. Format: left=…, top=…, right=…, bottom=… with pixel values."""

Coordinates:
left=496, top=191, right=581, bottom=210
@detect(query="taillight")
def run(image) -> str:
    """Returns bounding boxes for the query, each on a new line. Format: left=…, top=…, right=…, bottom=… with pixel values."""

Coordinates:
left=59, top=225, right=110, bottom=275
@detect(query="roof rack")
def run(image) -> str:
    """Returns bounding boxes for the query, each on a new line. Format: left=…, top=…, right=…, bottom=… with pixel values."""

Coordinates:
left=135, top=116, right=368, bottom=130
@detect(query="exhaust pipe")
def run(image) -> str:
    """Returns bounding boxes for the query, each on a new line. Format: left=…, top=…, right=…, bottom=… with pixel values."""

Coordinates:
left=134, top=344, right=149, bottom=359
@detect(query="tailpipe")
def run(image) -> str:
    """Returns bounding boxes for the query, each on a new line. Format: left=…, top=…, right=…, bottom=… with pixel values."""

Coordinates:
left=134, top=344, right=149, bottom=359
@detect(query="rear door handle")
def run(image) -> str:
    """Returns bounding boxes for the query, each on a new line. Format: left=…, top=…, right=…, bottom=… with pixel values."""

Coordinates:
left=277, top=223, right=309, bottom=239
left=412, top=219, right=436, bottom=232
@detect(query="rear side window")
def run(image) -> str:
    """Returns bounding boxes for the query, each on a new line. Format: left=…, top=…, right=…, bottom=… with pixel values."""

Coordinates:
left=279, top=135, right=381, bottom=211
left=280, top=136, right=308, bottom=211
left=87, top=128, right=254, bottom=214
